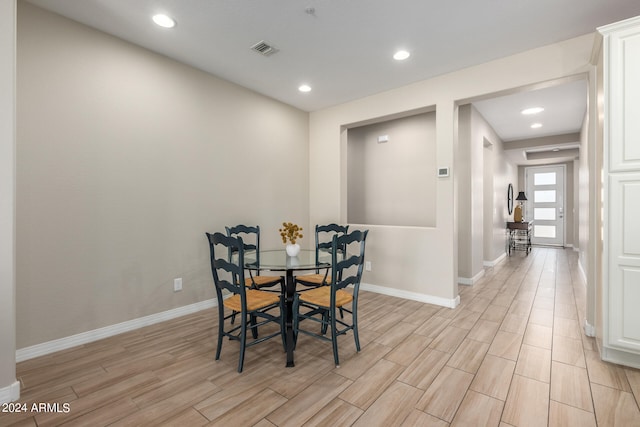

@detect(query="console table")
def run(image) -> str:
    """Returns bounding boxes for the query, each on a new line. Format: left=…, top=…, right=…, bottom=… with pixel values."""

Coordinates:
left=506, top=221, right=532, bottom=256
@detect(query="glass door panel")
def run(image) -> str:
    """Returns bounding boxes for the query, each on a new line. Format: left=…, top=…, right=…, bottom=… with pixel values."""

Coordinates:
left=534, top=225, right=557, bottom=238
left=534, top=172, right=556, bottom=185
left=534, top=190, right=556, bottom=203
left=534, top=208, right=556, bottom=220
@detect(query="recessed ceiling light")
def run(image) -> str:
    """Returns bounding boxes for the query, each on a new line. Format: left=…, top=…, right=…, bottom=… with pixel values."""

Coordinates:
left=298, top=84, right=312, bottom=93
left=521, top=107, right=544, bottom=115
left=531, top=123, right=543, bottom=129
left=152, top=14, right=176, bottom=28
left=393, top=50, right=410, bottom=61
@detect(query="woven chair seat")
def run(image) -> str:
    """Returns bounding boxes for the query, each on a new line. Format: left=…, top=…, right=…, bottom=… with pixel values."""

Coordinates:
left=296, top=273, right=331, bottom=285
left=298, top=286, right=352, bottom=308
left=224, top=289, right=280, bottom=312
left=245, top=275, right=281, bottom=288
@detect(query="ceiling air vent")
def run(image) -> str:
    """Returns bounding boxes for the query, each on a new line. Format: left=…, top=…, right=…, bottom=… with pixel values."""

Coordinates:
left=251, top=40, right=278, bottom=56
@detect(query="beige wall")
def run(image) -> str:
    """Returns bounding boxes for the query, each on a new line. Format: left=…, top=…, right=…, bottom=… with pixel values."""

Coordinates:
left=1, top=0, right=18, bottom=403
left=347, top=112, right=437, bottom=227
left=16, top=3, right=309, bottom=348
left=310, top=33, right=595, bottom=304
left=458, top=104, right=517, bottom=284
left=458, top=104, right=517, bottom=282
left=578, top=113, right=590, bottom=276
left=457, top=105, right=479, bottom=280
left=471, top=105, right=516, bottom=266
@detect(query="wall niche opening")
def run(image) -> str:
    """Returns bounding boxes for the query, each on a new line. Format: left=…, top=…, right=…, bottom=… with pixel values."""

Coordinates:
left=347, top=111, right=436, bottom=227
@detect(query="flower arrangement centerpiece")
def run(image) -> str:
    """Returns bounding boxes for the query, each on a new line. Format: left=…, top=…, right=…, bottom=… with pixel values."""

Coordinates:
left=279, top=222, right=303, bottom=256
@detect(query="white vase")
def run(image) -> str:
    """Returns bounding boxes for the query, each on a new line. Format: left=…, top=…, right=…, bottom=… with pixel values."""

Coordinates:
left=286, top=243, right=300, bottom=257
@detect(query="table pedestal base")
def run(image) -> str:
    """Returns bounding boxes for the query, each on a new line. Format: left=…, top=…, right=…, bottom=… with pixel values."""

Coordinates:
left=285, top=270, right=295, bottom=367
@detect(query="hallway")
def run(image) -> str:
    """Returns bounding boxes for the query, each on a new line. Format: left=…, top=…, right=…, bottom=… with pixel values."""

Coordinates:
left=450, top=247, right=640, bottom=426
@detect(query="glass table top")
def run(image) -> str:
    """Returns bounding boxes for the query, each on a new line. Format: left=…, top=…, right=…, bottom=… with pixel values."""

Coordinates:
left=244, top=249, right=331, bottom=271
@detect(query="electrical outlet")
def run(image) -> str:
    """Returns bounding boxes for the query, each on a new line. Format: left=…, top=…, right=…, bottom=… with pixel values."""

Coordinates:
left=174, top=278, right=182, bottom=292
left=365, top=261, right=372, bottom=271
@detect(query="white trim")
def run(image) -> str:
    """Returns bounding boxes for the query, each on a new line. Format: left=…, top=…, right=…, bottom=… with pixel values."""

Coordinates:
left=360, top=282, right=460, bottom=308
left=16, top=299, right=217, bottom=362
left=457, top=269, right=485, bottom=286
left=484, top=252, right=506, bottom=268
left=0, top=380, right=20, bottom=404
left=601, top=345, right=640, bottom=370
left=584, top=320, right=596, bottom=337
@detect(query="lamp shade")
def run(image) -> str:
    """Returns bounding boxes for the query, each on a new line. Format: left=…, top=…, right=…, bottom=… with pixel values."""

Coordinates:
left=516, top=191, right=527, bottom=201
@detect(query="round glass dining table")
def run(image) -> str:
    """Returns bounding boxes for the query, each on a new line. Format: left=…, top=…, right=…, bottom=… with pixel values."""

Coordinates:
left=244, top=249, right=331, bottom=367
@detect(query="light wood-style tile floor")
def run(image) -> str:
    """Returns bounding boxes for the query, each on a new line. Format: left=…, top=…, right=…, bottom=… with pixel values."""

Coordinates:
left=4, top=248, right=640, bottom=426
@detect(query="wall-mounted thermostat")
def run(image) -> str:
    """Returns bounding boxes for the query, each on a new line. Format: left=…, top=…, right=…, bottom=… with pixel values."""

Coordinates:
left=377, top=135, right=389, bottom=143
left=437, top=167, right=450, bottom=177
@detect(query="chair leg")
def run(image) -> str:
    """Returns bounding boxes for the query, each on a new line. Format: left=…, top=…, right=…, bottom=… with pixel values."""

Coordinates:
left=321, top=310, right=328, bottom=335
left=352, top=307, right=361, bottom=352
left=215, top=305, right=224, bottom=360
left=238, top=316, right=247, bottom=373
left=331, top=309, right=340, bottom=367
left=250, top=314, right=258, bottom=339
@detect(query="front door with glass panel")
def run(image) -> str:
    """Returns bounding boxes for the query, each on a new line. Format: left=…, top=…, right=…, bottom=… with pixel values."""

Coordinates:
left=526, top=165, right=565, bottom=246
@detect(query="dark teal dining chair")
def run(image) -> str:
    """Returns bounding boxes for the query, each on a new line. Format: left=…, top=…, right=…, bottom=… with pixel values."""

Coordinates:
left=206, top=232, right=285, bottom=373
left=293, top=229, right=368, bottom=367
left=295, top=224, right=349, bottom=289
left=226, top=225, right=284, bottom=293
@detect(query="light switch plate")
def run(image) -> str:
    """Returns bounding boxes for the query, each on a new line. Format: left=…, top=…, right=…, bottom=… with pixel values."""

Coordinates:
left=437, top=167, right=450, bottom=177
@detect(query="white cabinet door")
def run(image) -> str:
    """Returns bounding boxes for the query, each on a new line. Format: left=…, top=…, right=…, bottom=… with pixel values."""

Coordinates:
left=600, top=15, right=640, bottom=363
left=606, top=20, right=640, bottom=172
left=607, top=173, right=640, bottom=352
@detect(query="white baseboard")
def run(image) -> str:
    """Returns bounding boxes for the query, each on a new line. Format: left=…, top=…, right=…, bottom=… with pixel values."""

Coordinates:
left=601, top=345, right=640, bottom=370
left=360, top=282, right=460, bottom=308
left=0, top=380, right=20, bottom=404
left=584, top=320, right=596, bottom=337
left=16, top=299, right=217, bottom=362
left=484, top=252, right=507, bottom=268
left=458, top=269, right=485, bottom=286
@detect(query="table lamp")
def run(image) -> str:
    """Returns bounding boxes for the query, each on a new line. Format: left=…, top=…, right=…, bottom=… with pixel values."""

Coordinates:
left=514, top=191, right=527, bottom=222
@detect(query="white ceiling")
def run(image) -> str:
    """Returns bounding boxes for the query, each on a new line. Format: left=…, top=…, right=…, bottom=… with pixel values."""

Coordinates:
left=24, top=0, right=640, bottom=159
left=473, top=79, right=588, bottom=165
left=473, top=79, right=588, bottom=142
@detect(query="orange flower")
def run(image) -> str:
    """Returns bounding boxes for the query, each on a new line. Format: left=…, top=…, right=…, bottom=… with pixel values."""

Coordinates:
left=279, top=222, right=303, bottom=244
